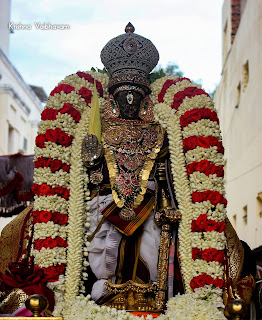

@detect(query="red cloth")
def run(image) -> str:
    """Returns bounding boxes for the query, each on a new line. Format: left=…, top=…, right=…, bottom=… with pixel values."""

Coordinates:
left=0, top=262, right=55, bottom=311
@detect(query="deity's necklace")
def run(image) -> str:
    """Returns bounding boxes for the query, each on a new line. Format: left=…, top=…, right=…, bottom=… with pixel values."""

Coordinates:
left=102, top=118, right=164, bottom=220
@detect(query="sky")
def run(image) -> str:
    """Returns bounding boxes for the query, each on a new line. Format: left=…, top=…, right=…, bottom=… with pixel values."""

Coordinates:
left=9, top=0, right=223, bottom=96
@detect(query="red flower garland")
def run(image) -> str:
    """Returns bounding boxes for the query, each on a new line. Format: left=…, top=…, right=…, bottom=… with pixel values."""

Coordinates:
left=76, top=71, right=104, bottom=97
left=191, top=191, right=227, bottom=207
left=79, top=87, right=92, bottom=104
left=190, top=273, right=224, bottom=290
left=41, top=109, right=59, bottom=121
left=158, top=78, right=191, bottom=103
left=172, top=87, right=209, bottom=110
left=192, top=247, right=225, bottom=263
left=34, top=157, right=70, bottom=173
left=41, top=103, right=81, bottom=123
left=183, top=136, right=224, bottom=154
left=34, top=236, right=68, bottom=250
left=35, top=134, right=46, bottom=148
left=60, top=103, right=81, bottom=122
left=180, top=107, right=219, bottom=128
left=50, top=84, right=75, bottom=96
left=186, top=160, right=224, bottom=177
left=32, top=183, right=70, bottom=200
left=33, top=210, right=68, bottom=225
left=191, top=214, right=226, bottom=233
left=35, top=128, right=73, bottom=149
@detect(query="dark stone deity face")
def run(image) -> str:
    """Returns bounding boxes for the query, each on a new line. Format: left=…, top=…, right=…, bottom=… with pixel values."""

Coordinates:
left=114, top=90, right=144, bottom=120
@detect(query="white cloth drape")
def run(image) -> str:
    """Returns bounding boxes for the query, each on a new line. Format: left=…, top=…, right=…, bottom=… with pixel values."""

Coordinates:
left=87, top=183, right=160, bottom=301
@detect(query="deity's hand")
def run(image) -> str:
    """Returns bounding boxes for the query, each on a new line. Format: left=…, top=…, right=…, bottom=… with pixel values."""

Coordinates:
left=82, top=134, right=103, bottom=168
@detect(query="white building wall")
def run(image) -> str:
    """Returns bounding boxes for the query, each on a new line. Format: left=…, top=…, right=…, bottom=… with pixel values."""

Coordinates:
left=0, top=0, right=42, bottom=156
left=0, top=48, right=42, bottom=155
left=214, top=0, right=262, bottom=249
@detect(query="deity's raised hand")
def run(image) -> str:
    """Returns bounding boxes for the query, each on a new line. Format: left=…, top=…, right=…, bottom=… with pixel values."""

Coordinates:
left=82, top=134, right=103, bottom=168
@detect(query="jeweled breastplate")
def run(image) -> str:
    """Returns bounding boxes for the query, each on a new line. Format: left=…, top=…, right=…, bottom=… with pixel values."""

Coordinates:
left=102, top=119, right=164, bottom=220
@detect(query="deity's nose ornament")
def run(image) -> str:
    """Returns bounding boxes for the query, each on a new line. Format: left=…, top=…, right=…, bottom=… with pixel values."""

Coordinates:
left=127, top=91, right=134, bottom=104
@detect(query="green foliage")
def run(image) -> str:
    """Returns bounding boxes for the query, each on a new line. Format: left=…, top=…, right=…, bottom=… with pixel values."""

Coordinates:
left=149, top=62, right=184, bottom=83
left=91, top=67, right=111, bottom=78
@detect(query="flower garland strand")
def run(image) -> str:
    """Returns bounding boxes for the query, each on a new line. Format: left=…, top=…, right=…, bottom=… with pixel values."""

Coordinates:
left=31, top=70, right=108, bottom=289
left=64, top=105, right=91, bottom=301
left=151, top=76, right=227, bottom=310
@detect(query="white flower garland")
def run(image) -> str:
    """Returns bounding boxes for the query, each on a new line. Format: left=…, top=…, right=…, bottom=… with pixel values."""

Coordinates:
left=189, top=172, right=225, bottom=194
left=191, top=231, right=226, bottom=250
left=182, top=119, right=221, bottom=140
left=186, top=146, right=224, bottom=166
left=34, top=222, right=67, bottom=240
left=163, top=294, right=226, bottom=320
left=34, top=168, right=70, bottom=188
left=178, top=95, right=216, bottom=113
left=192, top=202, right=226, bottom=222
left=191, top=260, right=224, bottom=278
left=33, top=195, right=69, bottom=214
left=64, top=105, right=91, bottom=300
left=33, top=247, right=67, bottom=268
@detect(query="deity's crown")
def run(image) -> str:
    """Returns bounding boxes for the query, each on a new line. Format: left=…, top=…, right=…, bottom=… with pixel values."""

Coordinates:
left=101, top=23, right=159, bottom=93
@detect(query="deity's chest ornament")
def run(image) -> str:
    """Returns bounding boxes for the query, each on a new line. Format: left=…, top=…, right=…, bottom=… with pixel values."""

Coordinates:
left=102, top=118, right=164, bottom=220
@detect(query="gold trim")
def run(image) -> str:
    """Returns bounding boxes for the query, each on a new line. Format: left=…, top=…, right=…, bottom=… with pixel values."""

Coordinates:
left=116, top=238, right=126, bottom=284
left=87, top=216, right=106, bottom=242
left=225, top=218, right=244, bottom=284
left=155, top=223, right=172, bottom=310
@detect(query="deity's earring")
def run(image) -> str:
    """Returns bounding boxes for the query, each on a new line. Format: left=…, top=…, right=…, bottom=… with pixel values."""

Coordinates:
left=126, top=91, right=134, bottom=105
left=139, top=96, right=154, bottom=122
left=104, top=94, right=120, bottom=119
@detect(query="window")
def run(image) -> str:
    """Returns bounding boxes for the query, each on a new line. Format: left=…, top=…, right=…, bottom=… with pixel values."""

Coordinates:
left=224, top=159, right=227, bottom=182
left=235, top=82, right=241, bottom=108
left=232, top=214, right=237, bottom=228
left=242, top=61, right=249, bottom=92
left=9, top=105, right=16, bottom=125
left=243, top=205, right=247, bottom=225
left=257, top=192, right=262, bottom=218
left=23, top=137, right=28, bottom=152
left=223, top=21, right=228, bottom=64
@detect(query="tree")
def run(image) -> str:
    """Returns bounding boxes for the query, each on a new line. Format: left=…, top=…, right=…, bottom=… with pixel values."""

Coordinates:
left=149, top=62, right=184, bottom=83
